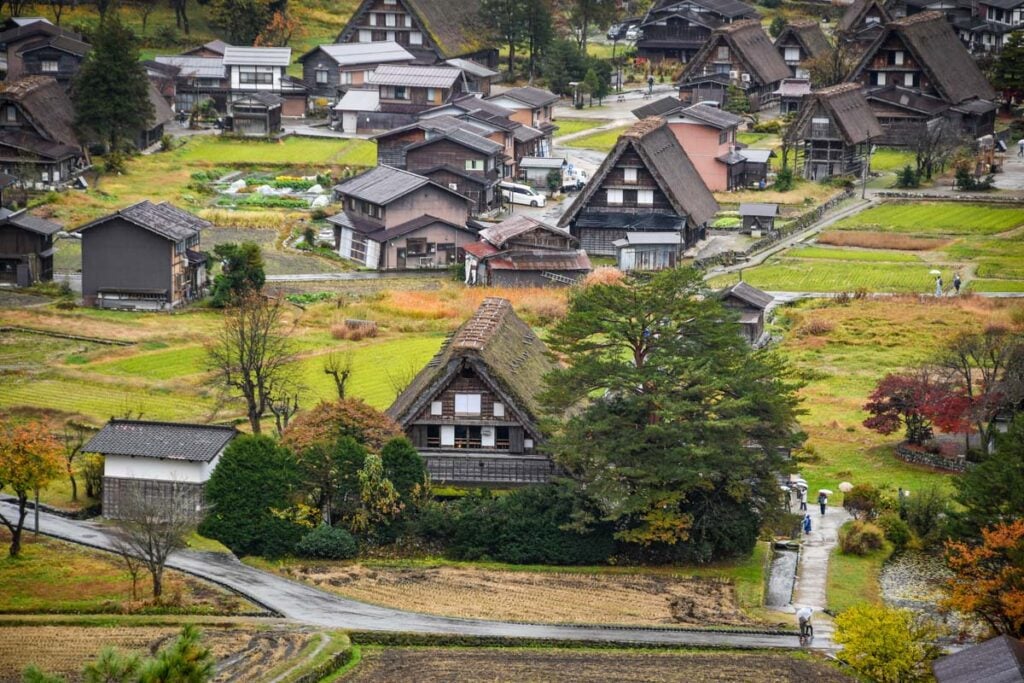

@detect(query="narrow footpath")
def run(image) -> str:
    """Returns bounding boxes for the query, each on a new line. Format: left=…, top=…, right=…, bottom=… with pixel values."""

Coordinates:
left=1, top=501, right=812, bottom=650
left=790, top=505, right=851, bottom=646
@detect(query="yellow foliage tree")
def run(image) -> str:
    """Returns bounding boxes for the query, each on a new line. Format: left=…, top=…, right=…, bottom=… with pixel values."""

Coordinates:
left=834, top=604, right=941, bottom=683
left=0, top=422, right=64, bottom=556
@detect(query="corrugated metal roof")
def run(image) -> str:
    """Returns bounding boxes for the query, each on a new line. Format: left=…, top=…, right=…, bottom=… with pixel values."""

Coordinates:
left=369, top=64, right=462, bottom=88
left=740, top=149, right=773, bottom=163
left=312, top=41, right=413, bottom=66
left=739, top=202, right=778, bottom=217
left=332, top=165, right=431, bottom=204
left=335, top=88, right=379, bottom=111
left=445, top=58, right=498, bottom=78
left=155, top=55, right=225, bottom=79
left=222, top=46, right=291, bottom=66
left=85, top=420, right=236, bottom=463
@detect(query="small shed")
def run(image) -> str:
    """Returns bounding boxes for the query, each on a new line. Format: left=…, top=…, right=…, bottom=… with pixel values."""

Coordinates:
left=933, top=635, right=1024, bottom=683
left=518, top=156, right=565, bottom=189
left=85, top=419, right=237, bottom=521
left=739, top=203, right=778, bottom=235
left=775, top=78, right=811, bottom=115
left=227, top=93, right=283, bottom=137
left=613, top=231, right=683, bottom=272
left=719, top=280, right=773, bottom=346
left=333, top=88, right=379, bottom=133
left=739, top=149, right=774, bottom=187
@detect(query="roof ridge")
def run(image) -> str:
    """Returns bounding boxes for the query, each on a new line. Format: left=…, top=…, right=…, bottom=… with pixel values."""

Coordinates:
left=108, top=418, right=236, bottom=430
left=719, top=18, right=761, bottom=33
left=450, top=297, right=513, bottom=351
left=623, top=116, right=667, bottom=139
left=891, top=9, right=944, bottom=26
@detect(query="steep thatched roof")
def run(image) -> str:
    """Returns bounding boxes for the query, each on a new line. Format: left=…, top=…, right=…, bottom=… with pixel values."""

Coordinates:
left=338, top=0, right=490, bottom=60
left=558, top=117, right=719, bottom=229
left=775, top=20, right=832, bottom=59
left=387, top=298, right=557, bottom=440
left=851, top=12, right=995, bottom=104
left=788, top=83, right=882, bottom=145
left=681, top=20, right=791, bottom=86
left=837, top=0, right=891, bottom=35
left=0, top=76, right=79, bottom=149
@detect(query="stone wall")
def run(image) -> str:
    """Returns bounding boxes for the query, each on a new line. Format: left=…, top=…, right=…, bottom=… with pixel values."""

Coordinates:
left=894, top=443, right=970, bottom=472
left=875, top=192, right=1024, bottom=203
left=102, top=477, right=206, bottom=521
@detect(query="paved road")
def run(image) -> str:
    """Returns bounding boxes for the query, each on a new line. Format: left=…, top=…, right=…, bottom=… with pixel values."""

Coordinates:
left=790, top=505, right=851, bottom=645
left=3, top=501, right=809, bottom=650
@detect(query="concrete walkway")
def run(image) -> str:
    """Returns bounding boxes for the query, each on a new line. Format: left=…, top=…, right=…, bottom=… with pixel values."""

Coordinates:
left=3, top=501, right=810, bottom=650
left=791, top=505, right=851, bottom=646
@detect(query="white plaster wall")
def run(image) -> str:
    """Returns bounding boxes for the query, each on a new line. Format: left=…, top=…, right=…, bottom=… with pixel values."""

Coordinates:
left=104, top=454, right=219, bottom=483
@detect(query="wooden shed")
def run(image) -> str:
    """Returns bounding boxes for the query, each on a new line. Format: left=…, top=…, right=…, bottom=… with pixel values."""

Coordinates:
left=739, top=203, right=778, bottom=235
left=227, top=92, right=283, bottom=137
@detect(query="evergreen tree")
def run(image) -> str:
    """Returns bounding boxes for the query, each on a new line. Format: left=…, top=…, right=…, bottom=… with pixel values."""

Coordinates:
left=210, top=0, right=272, bottom=45
left=952, top=416, right=1024, bottom=539
left=524, top=0, right=554, bottom=80
left=72, top=18, right=153, bottom=154
left=724, top=84, right=750, bottom=115
left=381, top=437, right=427, bottom=505
left=582, top=68, right=600, bottom=105
left=480, top=0, right=527, bottom=79
left=541, top=268, right=803, bottom=554
left=210, top=242, right=266, bottom=307
left=992, top=31, right=1024, bottom=98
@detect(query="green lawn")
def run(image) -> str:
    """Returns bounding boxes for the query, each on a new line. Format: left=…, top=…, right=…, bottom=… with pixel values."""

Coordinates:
left=710, top=260, right=945, bottom=293
left=869, top=148, right=916, bottom=173
left=737, top=132, right=774, bottom=146
left=826, top=529, right=893, bottom=614
left=88, top=345, right=210, bottom=380
left=561, top=125, right=632, bottom=152
left=553, top=118, right=612, bottom=138
left=832, top=202, right=1024, bottom=235
left=785, top=246, right=921, bottom=263
left=969, top=279, right=1024, bottom=292
left=176, top=136, right=377, bottom=166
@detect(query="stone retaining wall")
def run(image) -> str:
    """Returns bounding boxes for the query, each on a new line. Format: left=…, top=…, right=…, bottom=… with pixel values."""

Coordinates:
left=876, top=192, right=1024, bottom=203
left=894, top=443, right=970, bottom=472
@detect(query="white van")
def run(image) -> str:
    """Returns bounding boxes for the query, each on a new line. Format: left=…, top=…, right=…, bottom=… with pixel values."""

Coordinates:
left=500, top=182, right=547, bottom=208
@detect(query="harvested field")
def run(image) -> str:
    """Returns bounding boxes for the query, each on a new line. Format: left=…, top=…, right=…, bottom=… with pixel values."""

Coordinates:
left=816, top=230, right=951, bottom=251
left=282, top=564, right=750, bottom=627
left=346, top=647, right=854, bottom=683
left=0, top=625, right=317, bottom=683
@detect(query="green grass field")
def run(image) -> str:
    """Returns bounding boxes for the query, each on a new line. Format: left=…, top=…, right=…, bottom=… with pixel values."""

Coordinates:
left=177, top=136, right=377, bottom=166
left=832, top=203, right=1024, bottom=235
left=561, top=125, right=632, bottom=152
left=710, top=260, right=944, bottom=293
left=869, top=148, right=916, bottom=173
left=785, top=246, right=921, bottom=263
left=553, top=118, right=612, bottom=138
left=827, top=534, right=893, bottom=614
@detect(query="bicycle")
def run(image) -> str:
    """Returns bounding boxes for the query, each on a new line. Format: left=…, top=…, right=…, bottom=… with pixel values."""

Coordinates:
left=799, top=621, right=814, bottom=645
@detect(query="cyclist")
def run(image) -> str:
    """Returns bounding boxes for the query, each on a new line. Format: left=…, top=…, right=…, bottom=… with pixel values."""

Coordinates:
left=797, top=606, right=813, bottom=642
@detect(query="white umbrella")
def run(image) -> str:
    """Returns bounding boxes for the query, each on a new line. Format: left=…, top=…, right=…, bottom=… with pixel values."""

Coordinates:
left=929, top=269, right=942, bottom=276
left=780, top=485, right=791, bottom=491
left=838, top=481, right=854, bottom=493
left=818, top=488, right=834, bottom=495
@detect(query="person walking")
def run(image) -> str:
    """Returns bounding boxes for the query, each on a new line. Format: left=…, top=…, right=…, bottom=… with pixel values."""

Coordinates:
left=647, top=74, right=654, bottom=95
left=803, top=514, right=812, bottom=535
left=818, top=491, right=828, bottom=516
left=1018, top=138, right=1024, bottom=158
left=953, top=272, right=962, bottom=295
left=799, top=488, right=807, bottom=512
left=935, top=275, right=943, bottom=297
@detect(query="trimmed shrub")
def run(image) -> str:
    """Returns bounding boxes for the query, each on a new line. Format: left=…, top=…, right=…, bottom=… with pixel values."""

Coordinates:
left=839, top=520, right=885, bottom=555
left=381, top=438, right=427, bottom=505
left=877, top=512, right=912, bottom=552
left=296, top=524, right=358, bottom=560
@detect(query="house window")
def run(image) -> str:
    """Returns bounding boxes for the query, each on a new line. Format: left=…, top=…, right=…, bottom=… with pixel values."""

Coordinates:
left=426, top=87, right=436, bottom=102
left=784, top=47, right=800, bottom=62
left=888, top=50, right=904, bottom=65
left=386, top=30, right=396, bottom=41
left=454, top=393, right=482, bottom=415
left=406, top=237, right=427, bottom=255
left=410, top=31, right=423, bottom=45
left=385, top=13, right=396, bottom=26
left=874, top=72, right=886, bottom=86
left=481, top=426, right=495, bottom=448
left=41, top=170, right=49, bottom=182
left=811, top=116, right=831, bottom=138
left=384, top=0, right=396, bottom=4
left=638, top=189, right=654, bottom=206
left=315, top=69, right=329, bottom=84
left=904, top=72, right=917, bottom=87
left=4, top=106, right=15, bottom=123
left=368, top=12, right=377, bottom=25
left=454, top=425, right=482, bottom=448
left=493, top=402, right=505, bottom=417
left=394, top=86, right=408, bottom=99
left=340, top=71, right=353, bottom=85
left=41, top=60, right=59, bottom=73
left=623, top=167, right=637, bottom=183
left=431, top=400, right=443, bottom=415
left=238, top=66, right=274, bottom=85
left=716, top=45, right=729, bottom=60
left=440, top=425, right=455, bottom=446
left=719, top=129, right=730, bottom=144
left=606, top=188, right=623, bottom=205
left=359, top=29, right=372, bottom=42
left=465, top=159, right=484, bottom=171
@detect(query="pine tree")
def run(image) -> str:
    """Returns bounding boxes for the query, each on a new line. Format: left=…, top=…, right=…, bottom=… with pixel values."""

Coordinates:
left=992, top=31, right=1024, bottom=98
left=72, top=18, right=153, bottom=154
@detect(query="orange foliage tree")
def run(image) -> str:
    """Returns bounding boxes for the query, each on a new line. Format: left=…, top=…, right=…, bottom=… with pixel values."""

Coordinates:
left=255, top=11, right=300, bottom=47
left=945, top=519, right=1024, bottom=638
left=281, top=399, right=403, bottom=455
left=0, top=422, right=63, bottom=556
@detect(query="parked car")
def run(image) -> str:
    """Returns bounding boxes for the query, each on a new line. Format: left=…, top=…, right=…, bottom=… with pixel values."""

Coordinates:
left=501, top=181, right=547, bottom=208
left=625, top=26, right=642, bottom=41
left=607, top=23, right=627, bottom=41
left=561, top=167, right=589, bottom=192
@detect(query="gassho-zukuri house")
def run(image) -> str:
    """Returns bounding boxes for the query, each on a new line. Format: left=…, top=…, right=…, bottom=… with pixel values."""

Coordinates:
left=387, top=297, right=558, bottom=486
left=85, top=419, right=237, bottom=520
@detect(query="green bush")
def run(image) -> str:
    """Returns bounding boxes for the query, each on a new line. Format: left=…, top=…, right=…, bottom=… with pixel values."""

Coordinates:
left=296, top=524, right=358, bottom=560
left=839, top=520, right=885, bottom=555
left=752, top=119, right=782, bottom=134
left=774, top=167, right=794, bottom=191
left=895, top=165, right=920, bottom=188
left=877, top=512, right=912, bottom=552
left=843, top=484, right=882, bottom=520
left=901, top=485, right=949, bottom=547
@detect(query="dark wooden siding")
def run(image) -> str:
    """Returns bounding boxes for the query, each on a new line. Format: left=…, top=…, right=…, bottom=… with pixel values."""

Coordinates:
left=21, top=48, right=83, bottom=85
left=301, top=50, right=342, bottom=98
left=81, top=217, right=173, bottom=306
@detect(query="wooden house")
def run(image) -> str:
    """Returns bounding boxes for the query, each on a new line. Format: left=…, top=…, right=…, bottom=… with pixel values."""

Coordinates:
left=558, top=117, right=718, bottom=256
left=775, top=78, right=812, bottom=115
left=329, top=165, right=475, bottom=270
left=374, top=115, right=503, bottom=213
left=773, top=20, right=831, bottom=79
left=0, top=76, right=87, bottom=190
left=78, top=201, right=210, bottom=310
left=836, top=0, right=892, bottom=47
left=718, top=280, right=773, bottom=346
left=181, top=40, right=228, bottom=58
left=0, top=19, right=88, bottom=87
left=334, top=0, right=497, bottom=67
left=333, top=88, right=381, bottom=133
left=298, top=41, right=414, bottom=99
left=153, top=55, right=228, bottom=113
left=677, top=20, right=791, bottom=111
left=463, top=215, right=591, bottom=286
left=932, top=635, right=1024, bottom=683
left=136, top=82, right=175, bottom=150
left=848, top=12, right=997, bottom=142
left=957, top=0, right=1024, bottom=53
left=85, top=419, right=237, bottom=521
left=613, top=232, right=684, bottom=271
left=0, top=207, right=61, bottom=285
left=787, top=83, right=883, bottom=180
left=486, top=87, right=559, bottom=156
left=368, top=64, right=464, bottom=114
left=444, top=58, right=497, bottom=95
left=227, top=93, right=283, bottom=137
left=387, top=297, right=558, bottom=486
left=635, top=0, right=758, bottom=63
left=739, top=203, right=778, bottom=234
left=222, top=46, right=306, bottom=117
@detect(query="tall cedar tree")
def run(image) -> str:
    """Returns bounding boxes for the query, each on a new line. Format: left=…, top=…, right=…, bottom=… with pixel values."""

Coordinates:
left=524, top=0, right=554, bottom=80
left=952, top=416, right=1024, bottom=539
left=72, top=19, right=153, bottom=154
left=541, top=268, right=803, bottom=550
left=481, top=0, right=527, bottom=79
left=992, top=30, right=1024, bottom=100
left=561, top=0, right=617, bottom=52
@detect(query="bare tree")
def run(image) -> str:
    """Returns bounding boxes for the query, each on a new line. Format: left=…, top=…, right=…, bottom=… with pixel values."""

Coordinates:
left=804, top=44, right=857, bottom=89
left=4, top=0, right=33, bottom=17
left=207, top=291, right=295, bottom=434
left=323, top=351, right=354, bottom=399
left=113, top=487, right=194, bottom=599
left=60, top=421, right=93, bottom=502
left=48, top=0, right=74, bottom=25
left=170, top=0, right=190, bottom=34
left=384, top=360, right=419, bottom=398
left=268, top=378, right=302, bottom=437
left=111, top=531, right=145, bottom=601
left=910, top=119, right=964, bottom=180
left=132, top=0, right=159, bottom=35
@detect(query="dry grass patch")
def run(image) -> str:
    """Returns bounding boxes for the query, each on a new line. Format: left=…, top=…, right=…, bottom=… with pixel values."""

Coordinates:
left=817, top=230, right=951, bottom=251
left=282, top=564, right=750, bottom=627
left=0, top=625, right=317, bottom=683
left=377, top=285, right=568, bottom=327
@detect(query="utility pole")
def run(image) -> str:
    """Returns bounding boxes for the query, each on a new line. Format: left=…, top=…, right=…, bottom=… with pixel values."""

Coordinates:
left=34, top=488, right=39, bottom=534
left=862, top=140, right=873, bottom=199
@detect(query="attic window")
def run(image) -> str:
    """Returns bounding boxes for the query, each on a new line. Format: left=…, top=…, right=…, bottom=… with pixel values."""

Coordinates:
left=41, top=60, right=58, bottom=73
left=4, top=106, right=15, bottom=123
left=384, top=0, right=396, bottom=4
left=455, top=393, right=481, bottom=415
left=493, top=402, right=505, bottom=417
left=623, top=168, right=638, bottom=184
left=716, top=46, right=729, bottom=60
left=431, top=401, right=443, bottom=415
left=410, top=31, right=423, bottom=45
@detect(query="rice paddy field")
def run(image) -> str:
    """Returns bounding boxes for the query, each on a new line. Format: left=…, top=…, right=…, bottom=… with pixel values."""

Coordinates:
left=712, top=201, right=1024, bottom=293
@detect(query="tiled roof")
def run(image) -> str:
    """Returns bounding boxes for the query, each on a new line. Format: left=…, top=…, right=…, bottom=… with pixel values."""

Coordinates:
left=303, top=41, right=414, bottom=66
left=369, top=64, right=462, bottom=88
left=739, top=202, right=778, bottom=217
left=154, top=56, right=225, bottom=80
left=84, top=419, right=237, bottom=462
left=721, top=281, right=774, bottom=309
left=932, top=635, right=1024, bottom=683
left=678, top=103, right=742, bottom=130
left=0, top=208, right=62, bottom=235
left=632, top=96, right=685, bottom=119
left=77, top=201, right=209, bottom=241
left=331, top=165, right=467, bottom=206
left=368, top=214, right=472, bottom=242
left=222, top=46, right=291, bottom=66
left=491, top=86, right=559, bottom=108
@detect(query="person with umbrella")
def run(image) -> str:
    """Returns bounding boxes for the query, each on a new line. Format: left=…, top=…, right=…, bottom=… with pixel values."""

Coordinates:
left=818, top=489, right=832, bottom=515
